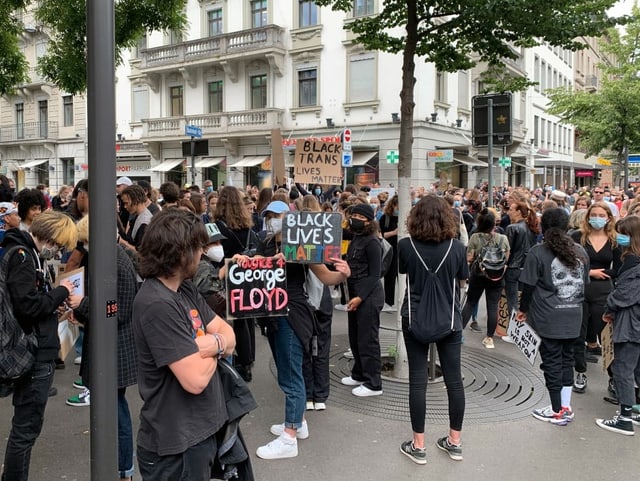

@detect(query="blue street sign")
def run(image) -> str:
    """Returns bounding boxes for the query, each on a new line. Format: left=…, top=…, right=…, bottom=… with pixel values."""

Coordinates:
left=628, top=154, right=640, bottom=164
left=185, top=124, right=202, bottom=138
left=342, top=151, right=352, bottom=167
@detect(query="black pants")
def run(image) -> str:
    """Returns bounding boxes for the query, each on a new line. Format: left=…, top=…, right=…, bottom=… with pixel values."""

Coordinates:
left=462, top=273, right=503, bottom=337
left=138, top=434, right=217, bottom=481
left=403, top=328, right=465, bottom=433
left=233, top=318, right=255, bottom=367
left=383, top=247, right=398, bottom=306
left=573, top=279, right=611, bottom=372
left=347, top=284, right=384, bottom=391
left=612, top=341, right=640, bottom=407
left=2, top=360, right=55, bottom=481
left=303, top=309, right=333, bottom=403
left=540, top=337, right=576, bottom=412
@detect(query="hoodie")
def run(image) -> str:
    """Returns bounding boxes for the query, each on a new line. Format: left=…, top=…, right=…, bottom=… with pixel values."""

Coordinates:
left=606, top=254, right=640, bottom=344
left=1, top=228, right=69, bottom=361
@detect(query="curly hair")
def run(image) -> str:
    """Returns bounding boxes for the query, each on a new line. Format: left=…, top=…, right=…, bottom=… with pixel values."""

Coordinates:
left=407, top=194, right=457, bottom=242
left=121, top=185, right=147, bottom=206
left=138, top=209, right=208, bottom=279
left=15, top=188, right=47, bottom=220
left=541, top=208, right=583, bottom=269
left=214, top=186, right=252, bottom=230
left=383, top=195, right=398, bottom=217
left=579, top=202, right=616, bottom=247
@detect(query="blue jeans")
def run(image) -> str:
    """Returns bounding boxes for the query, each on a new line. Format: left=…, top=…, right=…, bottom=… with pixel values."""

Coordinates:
left=138, top=434, right=216, bottom=481
left=118, top=388, right=134, bottom=479
left=267, top=316, right=305, bottom=429
left=2, top=361, right=55, bottom=481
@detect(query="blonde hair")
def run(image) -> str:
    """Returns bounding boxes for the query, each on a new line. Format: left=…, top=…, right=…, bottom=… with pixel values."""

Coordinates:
left=30, top=210, right=78, bottom=250
left=76, top=216, right=89, bottom=243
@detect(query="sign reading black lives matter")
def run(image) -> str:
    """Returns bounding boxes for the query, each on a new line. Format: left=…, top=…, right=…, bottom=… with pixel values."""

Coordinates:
left=225, top=257, right=288, bottom=319
left=282, top=212, right=343, bottom=263
left=294, top=139, right=343, bottom=185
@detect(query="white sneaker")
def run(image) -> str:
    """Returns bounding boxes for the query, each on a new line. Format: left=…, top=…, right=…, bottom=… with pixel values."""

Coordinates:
left=501, top=335, right=515, bottom=344
left=314, top=402, right=326, bottom=411
left=74, top=356, right=82, bottom=365
left=334, top=304, right=348, bottom=311
left=352, top=385, right=383, bottom=397
left=256, top=434, right=298, bottom=459
left=270, top=421, right=309, bottom=440
left=343, top=349, right=354, bottom=359
left=305, top=401, right=315, bottom=411
left=382, top=303, right=397, bottom=312
left=341, top=376, right=364, bottom=386
left=482, top=337, right=495, bottom=349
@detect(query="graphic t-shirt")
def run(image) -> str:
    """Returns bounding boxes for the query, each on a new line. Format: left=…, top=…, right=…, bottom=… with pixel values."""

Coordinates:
left=519, top=243, right=589, bottom=339
left=133, top=278, right=227, bottom=456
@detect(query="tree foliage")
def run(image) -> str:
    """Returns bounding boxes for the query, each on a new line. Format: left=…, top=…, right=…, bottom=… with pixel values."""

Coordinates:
left=547, top=5, right=640, bottom=161
left=0, top=0, right=186, bottom=95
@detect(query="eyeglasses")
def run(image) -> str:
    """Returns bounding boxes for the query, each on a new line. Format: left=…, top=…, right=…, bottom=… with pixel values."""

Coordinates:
left=594, top=191, right=604, bottom=194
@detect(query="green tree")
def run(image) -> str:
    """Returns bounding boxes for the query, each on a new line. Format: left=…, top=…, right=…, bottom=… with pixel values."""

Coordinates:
left=547, top=5, right=640, bottom=182
left=0, top=0, right=186, bottom=95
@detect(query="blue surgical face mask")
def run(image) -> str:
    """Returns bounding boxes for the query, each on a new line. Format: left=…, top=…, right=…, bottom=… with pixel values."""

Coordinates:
left=617, top=233, right=631, bottom=247
left=412, top=199, right=418, bottom=206
left=588, top=217, right=607, bottom=230
left=604, top=196, right=611, bottom=202
left=314, top=188, right=322, bottom=196
left=453, top=200, right=461, bottom=208
left=393, top=209, right=399, bottom=216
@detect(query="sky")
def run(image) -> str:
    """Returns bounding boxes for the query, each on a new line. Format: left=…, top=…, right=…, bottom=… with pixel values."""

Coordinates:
left=609, top=0, right=636, bottom=16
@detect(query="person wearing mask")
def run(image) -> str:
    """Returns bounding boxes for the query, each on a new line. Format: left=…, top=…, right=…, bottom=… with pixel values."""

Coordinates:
left=193, top=223, right=228, bottom=318
left=517, top=208, right=588, bottom=425
left=1, top=211, right=78, bottom=480
left=203, top=179, right=214, bottom=195
left=0, top=203, right=20, bottom=256
left=380, top=195, right=399, bottom=312
left=342, top=204, right=385, bottom=397
left=596, top=215, right=640, bottom=434
left=397, top=195, right=468, bottom=464
left=295, top=182, right=339, bottom=204
left=592, top=187, right=619, bottom=218
left=570, top=202, right=621, bottom=394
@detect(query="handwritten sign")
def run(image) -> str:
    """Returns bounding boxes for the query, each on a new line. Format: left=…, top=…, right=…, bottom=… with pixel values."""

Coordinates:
left=601, top=322, right=614, bottom=371
left=225, top=257, right=288, bottom=320
left=293, top=139, right=343, bottom=185
left=507, top=311, right=541, bottom=365
left=282, top=212, right=342, bottom=264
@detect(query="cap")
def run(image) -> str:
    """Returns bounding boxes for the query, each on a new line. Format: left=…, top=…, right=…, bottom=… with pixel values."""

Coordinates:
left=350, top=203, right=374, bottom=221
left=204, top=223, right=227, bottom=243
left=262, top=200, right=290, bottom=216
left=550, top=190, right=566, bottom=200
left=116, top=176, right=133, bottom=186
left=0, top=202, right=18, bottom=217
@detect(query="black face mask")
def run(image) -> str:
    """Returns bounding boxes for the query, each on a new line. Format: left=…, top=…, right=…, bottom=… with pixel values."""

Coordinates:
left=349, top=218, right=366, bottom=233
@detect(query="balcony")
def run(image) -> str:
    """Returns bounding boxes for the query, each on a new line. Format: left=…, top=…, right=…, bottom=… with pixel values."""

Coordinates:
left=140, top=109, right=284, bottom=142
left=585, top=75, right=598, bottom=92
left=139, top=25, right=286, bottom=79
left=0, top=122, right=59, bottom=143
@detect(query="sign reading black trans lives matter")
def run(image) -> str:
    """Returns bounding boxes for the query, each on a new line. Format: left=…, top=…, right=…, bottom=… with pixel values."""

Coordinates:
left=282, top=212, right=342, bottom=263
left=294, top=139, right=343, bottom=185
left=225, top=257, right=288, bottom=319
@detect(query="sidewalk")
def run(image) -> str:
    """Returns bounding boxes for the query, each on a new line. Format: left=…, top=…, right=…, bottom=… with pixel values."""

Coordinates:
left=1, top=307, right=638, bottom=481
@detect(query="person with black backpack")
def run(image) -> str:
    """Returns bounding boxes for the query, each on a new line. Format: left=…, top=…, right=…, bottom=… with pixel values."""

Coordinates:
left=397, top=195, right=468, bottom=465
left=462, top=209, right=510, bottom=349
left=1, top=211, right=78, bottom=481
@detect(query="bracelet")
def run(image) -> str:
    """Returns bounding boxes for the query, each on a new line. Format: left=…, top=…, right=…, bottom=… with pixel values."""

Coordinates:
left=212, top=334, right=225, bottom=358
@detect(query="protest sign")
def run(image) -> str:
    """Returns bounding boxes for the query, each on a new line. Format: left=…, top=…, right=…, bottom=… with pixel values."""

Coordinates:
left=601, top=322, right=614, bottom=371
left=56, top=267, right=84, bottom=360
left=294, top=139, right=343, bottom=185
left=225, top=257, right=288, bottom=320
left=507, top=311, right=541, bottom=366
left=282, top=212, right=342, bottom=263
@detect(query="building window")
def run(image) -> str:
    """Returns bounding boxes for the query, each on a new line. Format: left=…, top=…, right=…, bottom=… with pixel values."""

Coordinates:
left=169, top=29, right=182, bottom=44
left=132, top=86, right=149, bottom=122
left=435, top=71, right=447, bottom=103
left=132, top=35, right=147, bottom=59
left=298, top=69, right=317, bottom=107
left=540, top=60, right=546, bottom=91
left=250, top=74, right=267, bottom=109
left=61, top=157, right=74, bottom=185
left=533, top=55, right=540, bottom=92
left=299, top=0, right=318, bottom=27
left=457, top=71, right=469, bottom=108
left=207, top=9, right=223, bottom=36
left=208, top=80, right=224, bottom=113
left=533, top=115, right=539, bottom=146
left=16, top=103, right=24, bottom=139
left=39, top=100, right=48, bottom=138
left=353, top=0, right=374, bottom=17
left=250, top=0, right=267, bottom=28
left=63, top=95, right=73, bottom=127
left=349, top=53, right=375, bottom=102
left=170, top=86, right=184, bottom=116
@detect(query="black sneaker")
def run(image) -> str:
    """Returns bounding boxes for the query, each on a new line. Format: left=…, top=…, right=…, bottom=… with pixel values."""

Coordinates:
left=595, top=415, right=634, bottom=436
left=400, top=441, right=426, bottom=465
left=436, top=436, right=463, bottom=461
left=586, top=346, right=602, bottom=356
left=585, top=353, right=598, bottom=363
left=54, top=358, right=65, bottom=370
left=572, top=372, right=587, bottom=393
left=469, top=321, right=482, bottom=333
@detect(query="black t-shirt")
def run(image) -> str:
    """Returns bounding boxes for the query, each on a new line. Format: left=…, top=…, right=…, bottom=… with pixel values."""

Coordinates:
left=133, top=278, right=227, bottom=456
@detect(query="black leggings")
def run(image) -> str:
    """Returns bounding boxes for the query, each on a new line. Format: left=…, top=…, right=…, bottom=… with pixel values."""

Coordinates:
left=403, top=328, right=465, bottom=433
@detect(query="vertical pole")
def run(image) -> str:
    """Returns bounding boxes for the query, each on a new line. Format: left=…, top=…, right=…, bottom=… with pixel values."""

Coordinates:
left=624, top=144, right=629, bottom=191
left=191, top=136, right=196, bottom=186
left=487, top=99, right=494, bottom=207
left=343, top=167, right=347, bottom=190
left=87, top=0, right=118, bottom=479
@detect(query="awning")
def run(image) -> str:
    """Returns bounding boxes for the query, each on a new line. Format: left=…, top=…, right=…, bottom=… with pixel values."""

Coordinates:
left=195, top=157, right=225, bottom=168
left=352, top=151, right=378, bottom=166
left=454, top=156, right=487, bottom=168
left=148, top=159, right=184, bottom=172
left=232, top=156, right=269, bottom=168
left=20, top=159, right=49, bottom=169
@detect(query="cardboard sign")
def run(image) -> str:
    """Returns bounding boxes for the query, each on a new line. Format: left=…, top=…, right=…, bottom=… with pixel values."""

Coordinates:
left=281, top=212, right=343, bottom=264
left=507, top=312, right=541, bottom=366
left=293, top=139, right=343, bottom=185
left=271, top=128, right=286, bottom=185
left=225, top=257, right=288, bottom=320
left=601, top=322, right=614, bottom=371
left=495, top=290, right=510, bottom=337
left=56, top=267, right=84, bottom=361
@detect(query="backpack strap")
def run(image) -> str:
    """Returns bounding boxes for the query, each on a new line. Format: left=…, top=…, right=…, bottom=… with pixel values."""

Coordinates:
left=409, top=237, right=453, bottom=274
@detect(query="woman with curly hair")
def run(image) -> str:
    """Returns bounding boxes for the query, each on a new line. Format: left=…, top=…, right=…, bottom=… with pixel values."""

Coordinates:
left=397, top=195, right=468, bottom=464
left=517, top=208, right=589, bottom=425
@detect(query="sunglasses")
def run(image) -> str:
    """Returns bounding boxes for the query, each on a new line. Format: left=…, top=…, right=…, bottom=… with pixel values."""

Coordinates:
left=594, top=191, right=604, bottom=194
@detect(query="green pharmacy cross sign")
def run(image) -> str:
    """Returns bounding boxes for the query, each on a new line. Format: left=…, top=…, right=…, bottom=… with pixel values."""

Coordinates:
left=386, top=150, right=399, bottom=164
left=498, top=156, right=511, bottom=168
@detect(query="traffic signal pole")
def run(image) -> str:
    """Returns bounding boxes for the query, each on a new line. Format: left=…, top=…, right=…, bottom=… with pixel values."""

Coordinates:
left=487, top=98, right=493, bottom=207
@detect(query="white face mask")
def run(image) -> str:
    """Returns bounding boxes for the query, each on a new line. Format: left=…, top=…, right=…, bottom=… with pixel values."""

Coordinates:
left=205, top=245, right=224, bottom=263
left=268, top=218, right=283, bottom=234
